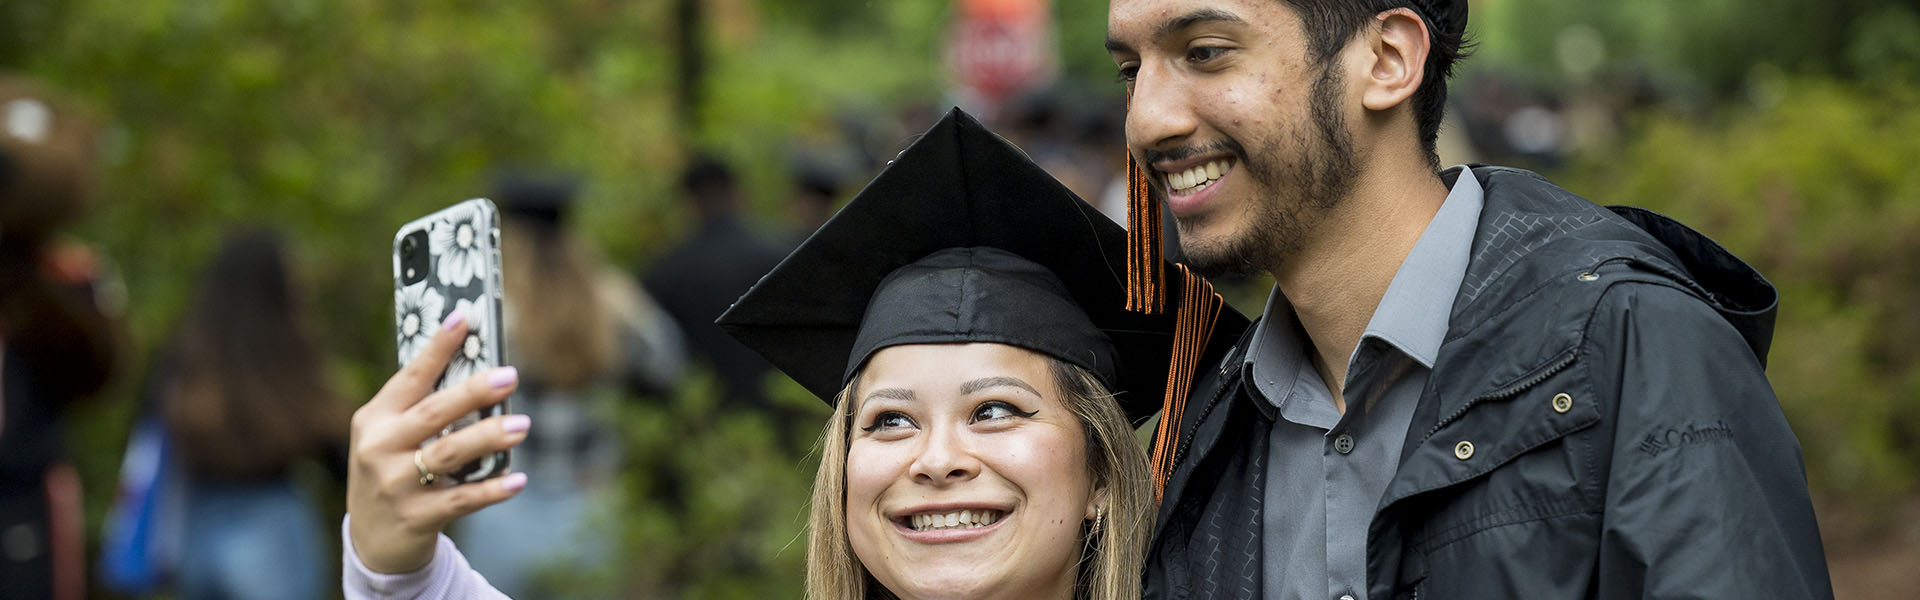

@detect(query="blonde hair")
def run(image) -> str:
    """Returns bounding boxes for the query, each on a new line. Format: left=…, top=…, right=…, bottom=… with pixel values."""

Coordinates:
left=500, top=218, right=617, bottom=388
left=805, top=357, right=1152, bottom=600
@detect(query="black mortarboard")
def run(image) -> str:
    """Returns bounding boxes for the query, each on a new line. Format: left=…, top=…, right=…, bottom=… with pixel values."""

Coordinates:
left=717, top=109, right=1247, bottom=438
left=490, top=170, right=579, bottom=227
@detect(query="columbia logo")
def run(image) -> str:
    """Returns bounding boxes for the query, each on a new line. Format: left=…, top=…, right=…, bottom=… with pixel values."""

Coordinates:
left=1637, top=421, right=1736, bottom=457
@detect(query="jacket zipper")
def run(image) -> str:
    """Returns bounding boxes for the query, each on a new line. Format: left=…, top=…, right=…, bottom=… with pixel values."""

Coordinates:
left=1427, top=351, right=1577, bottom=437
left=1171, top=366, right=1237, bottom=472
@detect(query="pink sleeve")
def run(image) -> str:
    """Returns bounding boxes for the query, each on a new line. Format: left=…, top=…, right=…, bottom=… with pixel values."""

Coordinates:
left=341, top=515, right=511, bottom=600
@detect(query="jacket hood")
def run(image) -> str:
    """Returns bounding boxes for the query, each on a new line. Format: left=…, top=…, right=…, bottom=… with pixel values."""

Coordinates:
left=1606, top=205, right=1778, bottom=365
left=1461, top=166, right=1779, bottom=367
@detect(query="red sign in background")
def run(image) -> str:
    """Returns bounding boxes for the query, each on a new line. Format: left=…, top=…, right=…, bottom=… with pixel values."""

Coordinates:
left=945, top=0, right=1057, bottom=111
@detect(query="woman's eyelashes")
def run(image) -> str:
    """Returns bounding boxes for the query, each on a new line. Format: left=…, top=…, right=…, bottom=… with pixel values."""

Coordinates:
left=970, top=400, right=1039, bottom=424
left=861, top=411, right=915, bottom=433
left=859, top=401, right=1039, bottom=434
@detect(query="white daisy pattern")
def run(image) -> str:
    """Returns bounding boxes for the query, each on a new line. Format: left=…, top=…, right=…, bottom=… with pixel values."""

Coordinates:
left=442, top=295, right=493, bottom=387
left=394, top=284, right=446, bottom=363
left=430, top=210, right=488, bottom=287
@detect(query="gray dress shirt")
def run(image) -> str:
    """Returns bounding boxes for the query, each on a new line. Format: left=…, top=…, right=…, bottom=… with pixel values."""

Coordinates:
left=1250, top=168, right=1484, bottom=600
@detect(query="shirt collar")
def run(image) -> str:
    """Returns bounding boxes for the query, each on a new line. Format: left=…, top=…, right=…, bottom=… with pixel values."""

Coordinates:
left=1242, top=290, right=1311, bottom=412
left=1356, top=165, right=1484, bottom=369
left=1241, top=166, right=1485, bottom=406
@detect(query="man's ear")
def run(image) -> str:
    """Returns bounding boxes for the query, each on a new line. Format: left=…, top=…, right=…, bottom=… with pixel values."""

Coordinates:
left=1361, top=7, right=1431, bottom=112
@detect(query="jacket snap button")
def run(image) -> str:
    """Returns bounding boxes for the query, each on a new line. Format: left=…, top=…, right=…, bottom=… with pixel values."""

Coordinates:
left=1552, top=392, right=1573, bottom=413
left=1577, top=272, right=1599, bottom=281
left=1454, top=440, right=1475, bottom=460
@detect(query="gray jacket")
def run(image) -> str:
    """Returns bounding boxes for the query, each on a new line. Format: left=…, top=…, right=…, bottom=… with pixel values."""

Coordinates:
left=1142, top=166, right=1833, bottom=599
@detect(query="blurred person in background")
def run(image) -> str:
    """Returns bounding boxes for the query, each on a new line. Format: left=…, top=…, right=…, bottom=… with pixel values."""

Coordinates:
left=153, top=227, right=347, bottom=600
left=0, top=75, right=119, bottom=600
left=642, top=155, right=787, bottom=410
left=448, top=171, right=685, bottom=597
left=783, top=156, right=846, bottom=246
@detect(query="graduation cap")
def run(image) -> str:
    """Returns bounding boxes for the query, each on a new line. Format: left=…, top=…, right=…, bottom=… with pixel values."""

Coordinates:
left=717, top=108, right=1246, bottom=498
left=490, top=170, right=580, bottom=227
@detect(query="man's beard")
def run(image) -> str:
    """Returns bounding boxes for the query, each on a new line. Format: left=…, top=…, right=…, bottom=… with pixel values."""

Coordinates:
left=1176, top=62, right=1358, bottom=278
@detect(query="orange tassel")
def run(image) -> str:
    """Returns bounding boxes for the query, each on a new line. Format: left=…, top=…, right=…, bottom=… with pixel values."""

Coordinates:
left=1149, top=265, right=1225, bottom=501
left=1124, top=103, right=1163, bottom=315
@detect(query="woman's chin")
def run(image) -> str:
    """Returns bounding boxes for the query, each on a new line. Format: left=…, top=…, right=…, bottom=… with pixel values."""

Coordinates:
left=863, top=543, right=1013, bottom=600
left=876, top=572, right=1004, bottom=600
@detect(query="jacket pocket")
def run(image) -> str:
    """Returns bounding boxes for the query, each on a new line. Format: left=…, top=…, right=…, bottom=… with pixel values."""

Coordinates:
left=1399, top=425, right=1606, bottom=596
left=1416, top=508, right=1602, bottom=597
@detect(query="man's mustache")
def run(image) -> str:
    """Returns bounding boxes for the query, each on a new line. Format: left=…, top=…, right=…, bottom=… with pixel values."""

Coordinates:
left=1140, top=140, right=1247, bottom=166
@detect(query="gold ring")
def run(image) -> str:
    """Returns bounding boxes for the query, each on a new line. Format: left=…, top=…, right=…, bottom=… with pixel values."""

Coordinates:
left=414, top=448, right=438, bottom=486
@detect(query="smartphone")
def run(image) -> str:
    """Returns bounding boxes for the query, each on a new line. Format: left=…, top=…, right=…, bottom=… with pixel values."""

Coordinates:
left=393, top=198, right=509, bottom=483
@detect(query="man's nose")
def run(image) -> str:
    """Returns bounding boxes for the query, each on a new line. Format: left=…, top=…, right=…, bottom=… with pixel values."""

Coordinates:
left=1125, top=63, right=1200, bottom=157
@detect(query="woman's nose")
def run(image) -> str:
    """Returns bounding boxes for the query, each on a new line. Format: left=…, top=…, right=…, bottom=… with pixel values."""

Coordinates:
left=908, top=424, right=980, bottom=485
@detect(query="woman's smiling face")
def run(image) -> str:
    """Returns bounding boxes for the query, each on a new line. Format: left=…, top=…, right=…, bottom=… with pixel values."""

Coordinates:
left=846, top=343, right=1098, bottom=600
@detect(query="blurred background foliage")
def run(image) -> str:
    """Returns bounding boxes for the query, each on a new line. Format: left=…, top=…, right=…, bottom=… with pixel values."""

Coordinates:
left=4, top=0, right=1918, bottom=596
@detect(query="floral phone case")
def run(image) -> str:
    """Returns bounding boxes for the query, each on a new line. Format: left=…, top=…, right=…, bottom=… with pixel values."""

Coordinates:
left=393, top=198, right=509, bottom=483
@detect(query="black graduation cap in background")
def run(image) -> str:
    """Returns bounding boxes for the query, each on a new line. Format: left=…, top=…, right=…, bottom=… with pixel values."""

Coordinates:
left=490, top=170, right=580, bottom=227
left=717, top=108, right=1247, bottom=434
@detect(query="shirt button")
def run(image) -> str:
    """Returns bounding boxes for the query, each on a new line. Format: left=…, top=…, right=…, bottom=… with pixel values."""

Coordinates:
left=1333, top=433, right=1355, bottom=455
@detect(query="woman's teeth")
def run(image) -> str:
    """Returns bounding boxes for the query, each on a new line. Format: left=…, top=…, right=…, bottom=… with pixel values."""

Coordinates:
left=1169, top=159, right=1231, bottom=193
left=910, top=509, right=1004, bottom=531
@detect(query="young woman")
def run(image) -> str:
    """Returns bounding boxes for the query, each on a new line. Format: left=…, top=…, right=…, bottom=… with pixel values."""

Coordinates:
left=341, top=110, right=1242, bottom=599
left=157, top=228, right=348, bottom=599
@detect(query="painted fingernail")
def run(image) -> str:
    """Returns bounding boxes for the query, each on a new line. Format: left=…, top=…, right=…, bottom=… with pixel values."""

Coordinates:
left=487, top=366, right=518, bottom=388
left=501, top=414, right=530, bottom=433
left=501, top=472, right=527, bottom=492
left=441, top=307, right=467, bottom=331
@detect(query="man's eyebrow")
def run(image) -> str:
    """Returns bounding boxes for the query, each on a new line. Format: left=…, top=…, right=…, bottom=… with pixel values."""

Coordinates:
left=1106, top=8, right=1249, bottom=53
left=960, top=376, right=1041, bottom=397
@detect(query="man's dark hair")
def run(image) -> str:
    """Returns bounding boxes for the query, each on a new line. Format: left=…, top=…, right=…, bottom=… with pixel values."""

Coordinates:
left=1284, top=0, right=1470, bottom=169
left=680, top=153, right=737, bottom=196
left=680, top=153, right=740, bottom=214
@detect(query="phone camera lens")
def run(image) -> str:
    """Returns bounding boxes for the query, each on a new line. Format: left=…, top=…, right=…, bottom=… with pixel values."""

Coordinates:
left=399, top=230, right=432, bottom=285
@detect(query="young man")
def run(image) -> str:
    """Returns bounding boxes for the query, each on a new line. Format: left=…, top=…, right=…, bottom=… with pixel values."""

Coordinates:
left=1104, top=1, right=1833, bottom=598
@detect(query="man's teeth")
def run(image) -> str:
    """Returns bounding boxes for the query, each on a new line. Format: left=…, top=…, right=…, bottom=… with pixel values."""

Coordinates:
left=1169, top=159, right=1231, bottom=193
left=909, top=509, right=1004, bottom=531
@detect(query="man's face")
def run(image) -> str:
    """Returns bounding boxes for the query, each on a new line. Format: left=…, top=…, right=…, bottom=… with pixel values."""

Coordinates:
left=1107, top=0, right=1357, bottom=276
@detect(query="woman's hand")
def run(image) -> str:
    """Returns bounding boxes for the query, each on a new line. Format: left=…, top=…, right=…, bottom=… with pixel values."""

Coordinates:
left=346, top=308, right=531, bottom=574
